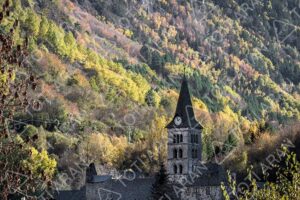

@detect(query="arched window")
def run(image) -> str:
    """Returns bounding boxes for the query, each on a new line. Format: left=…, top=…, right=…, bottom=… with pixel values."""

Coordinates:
left=173, top=134, right=176, bottom=143
left=191, top=134, right=195, bottom=143
left=191, top=149, right=194, bottom=158
left=192, top=148, right=198, bottom=158
left=173, top=165, right=178, bottom=174
left=173, top=149, right=177, bottom=158
left=191, top=134, right=199, bottom=144
left=179, top=165, right=183, bottom=174
left=179, top=149, right=183, bottom=158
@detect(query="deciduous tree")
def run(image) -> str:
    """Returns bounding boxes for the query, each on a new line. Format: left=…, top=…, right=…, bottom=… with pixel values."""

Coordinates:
left=0, top=2, right=56, bottom=199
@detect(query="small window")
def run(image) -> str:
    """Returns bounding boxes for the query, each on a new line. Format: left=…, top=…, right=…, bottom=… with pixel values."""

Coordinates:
left=192, top=149, right=194, bottom=158
left=179, top=165, right=183, bottom=174
left=191, top=134, right=198, bottom=143
left=173, top=149, right=177, bottom=158
left=177, top=134, right=180, bottom=143
left=173, top=165, right=178, bottom=174
left=180, top=134, right=183, bottom=142
left=173, top=134, right=176, bottom=143
left=192, top=148, right=198, bottom=158
left=179, top=149, right=183, bottom=158
left=191, top=134, right=199, bottom=144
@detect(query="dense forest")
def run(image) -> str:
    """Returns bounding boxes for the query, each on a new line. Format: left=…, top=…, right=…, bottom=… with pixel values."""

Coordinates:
left=0, top=0, right=299, bottom=199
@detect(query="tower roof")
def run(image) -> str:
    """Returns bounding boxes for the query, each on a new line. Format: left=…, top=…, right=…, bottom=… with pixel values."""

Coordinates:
left=166, top=77, right=203, bottom=129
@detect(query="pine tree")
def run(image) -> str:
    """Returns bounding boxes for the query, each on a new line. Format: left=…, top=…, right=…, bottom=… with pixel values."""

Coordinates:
left=140, top=45, right=152, bottom=65
left=150, top=163, right=178, bottom=200
left=145, top=89, right=160, bottom=107
left=151, top=51, right=163, bottom=74
left=222, top=133, right=238, bottom=154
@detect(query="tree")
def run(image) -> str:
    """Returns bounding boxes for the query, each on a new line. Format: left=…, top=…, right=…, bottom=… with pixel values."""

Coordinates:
left=45, top=22, right=66, bottom=56
left=0, top=2, right=56, bottom=199
left=24, top=9, right=40, bottom=37
left=140, top=45, right=152, bottom=65
left=145, top=89, right=160, bottom=107
left=64, top=31, right=77, bottom=61
left=150, top=163, right=178, bottom=200
left=22, top=147, right=57, bottom=180
left=151, top=51, right=164, bottom=74
left=79, top=133, right=128, bottom=167
left=222, top=133, right=238, bottom=154
left=202, top=134, right=214, bottom=160
left=221, top=148, right=300, bottom=200
left=111, top=0, right=127, bottom=16
left=39, top=16, right=49, bottom=38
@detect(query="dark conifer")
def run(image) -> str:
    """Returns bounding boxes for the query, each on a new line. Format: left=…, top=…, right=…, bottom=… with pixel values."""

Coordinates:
left=150, top=162, right=178, bottom=200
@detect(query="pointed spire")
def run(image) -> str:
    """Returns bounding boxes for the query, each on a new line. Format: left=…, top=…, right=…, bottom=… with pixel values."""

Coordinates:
left=166, top=76, right=203, bottom=129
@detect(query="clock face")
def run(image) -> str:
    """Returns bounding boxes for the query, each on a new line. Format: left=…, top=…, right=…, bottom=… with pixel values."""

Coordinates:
left=174, top=116, right=182, bottom=126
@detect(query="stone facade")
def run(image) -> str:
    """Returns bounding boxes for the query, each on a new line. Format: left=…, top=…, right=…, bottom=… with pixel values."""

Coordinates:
left=167, top=128, right=202, bottom=178
left=186, top=186, right=223, bottom=200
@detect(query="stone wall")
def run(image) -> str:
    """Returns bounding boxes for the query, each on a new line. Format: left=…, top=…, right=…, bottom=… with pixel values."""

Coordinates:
left=167, top=128, right=202, bottom=177
left=187, top=186, right=223, bottom=200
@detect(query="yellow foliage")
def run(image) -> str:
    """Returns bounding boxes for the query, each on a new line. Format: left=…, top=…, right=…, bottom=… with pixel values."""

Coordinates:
left=123, top=29, right=133, bottom=38
left=167, top=26, right=177, bottom=39
left=193, top=98, right=208, bottom=111
left=146, top=115, right=168, bottom=162
left=0, top=69, right=15, bottom=95
left=222, top=105, right=239, bottom=123
left=82, top=133, right=129, bottom=167
left=22, top=147, right=57, bottom=180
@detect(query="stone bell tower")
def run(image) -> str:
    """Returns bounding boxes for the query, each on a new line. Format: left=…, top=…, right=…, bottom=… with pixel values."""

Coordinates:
left=166, top=77, right=203, bottom=179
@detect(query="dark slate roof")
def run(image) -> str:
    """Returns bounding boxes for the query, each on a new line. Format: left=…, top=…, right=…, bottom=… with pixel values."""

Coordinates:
left=90, top=175, right=112, bottom=183
left=166, top=77, right=203, bottom=130
left=53, top=189, right=85, bottom=200
left=190, top=163, right=227, bottom=187
left=90, top=177, right=155, bottom=200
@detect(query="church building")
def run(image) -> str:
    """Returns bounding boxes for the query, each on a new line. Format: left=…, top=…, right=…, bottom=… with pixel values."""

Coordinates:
left=54, top=77, right=226, bottom=200
left=165, top=77, right=226, bottom=199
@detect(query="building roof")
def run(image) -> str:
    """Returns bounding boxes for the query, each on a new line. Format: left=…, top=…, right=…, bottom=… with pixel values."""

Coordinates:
left=53, top=189, right=85, bottom=200
left=88, top=177, right=155, bottom=200
left=166, top=77, right=203, bottom=130
left=190, top=163, right=227, bottom=187
left=87, top=163, right=226, bottom=199
left=54, top=163, right=226, bottom=200
left=91, top=175, right=112, bottom=183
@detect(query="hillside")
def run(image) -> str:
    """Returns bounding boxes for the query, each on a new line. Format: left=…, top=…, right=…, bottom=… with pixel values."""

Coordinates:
left=1, top=0, right=300, bottom=191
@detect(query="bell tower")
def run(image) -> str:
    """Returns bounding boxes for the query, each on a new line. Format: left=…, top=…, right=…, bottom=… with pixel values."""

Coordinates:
left=166, top=77, right=203, bottom=178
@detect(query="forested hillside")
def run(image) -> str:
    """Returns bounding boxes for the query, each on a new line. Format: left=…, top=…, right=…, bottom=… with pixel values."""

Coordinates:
left=1, top=0, right=300, bottom=194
